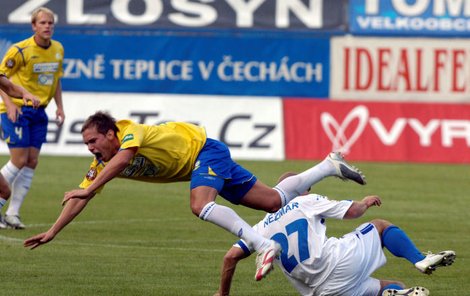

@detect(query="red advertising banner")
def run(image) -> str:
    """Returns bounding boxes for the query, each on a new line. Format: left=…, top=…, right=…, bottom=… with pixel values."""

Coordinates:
left=330, top=36, right=470, bottom=103
left=284, top=99, right=470, bottom=163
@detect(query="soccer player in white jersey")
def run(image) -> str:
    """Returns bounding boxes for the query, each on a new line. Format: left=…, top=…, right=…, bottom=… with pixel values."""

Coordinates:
left=214, top=175, right=456, bottom=296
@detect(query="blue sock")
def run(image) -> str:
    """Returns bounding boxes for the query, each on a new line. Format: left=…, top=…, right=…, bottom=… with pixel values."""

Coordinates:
left=381, top=283, right=404, bottom=293
left=382, top=225, right=425, bottom=264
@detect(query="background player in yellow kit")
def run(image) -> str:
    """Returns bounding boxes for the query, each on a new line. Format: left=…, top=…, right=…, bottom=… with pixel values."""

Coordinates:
left=0, top=7, right=65, bottom=229
left=0, top=72, right=39, bottom=228
left=24, top=111, right=366, bottom=281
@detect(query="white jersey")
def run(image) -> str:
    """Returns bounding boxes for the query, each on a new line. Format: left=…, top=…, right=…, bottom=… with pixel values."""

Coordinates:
left=254, top=194, right=352, bottom=289
left=236, top=194, right=385, bottom=296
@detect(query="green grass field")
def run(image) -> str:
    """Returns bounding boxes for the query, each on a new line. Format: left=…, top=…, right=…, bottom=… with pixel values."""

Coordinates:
left=0, top=155, right=468, bottom=295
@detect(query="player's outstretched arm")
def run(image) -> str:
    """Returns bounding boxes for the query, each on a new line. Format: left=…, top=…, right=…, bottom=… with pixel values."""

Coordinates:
left=343, top=195, right=381, bottom=219
left=62, top=148, right=136, bottom=205
left=214, top=246, right=250, bottom=296
left=24, top=194, right=94, bottom=249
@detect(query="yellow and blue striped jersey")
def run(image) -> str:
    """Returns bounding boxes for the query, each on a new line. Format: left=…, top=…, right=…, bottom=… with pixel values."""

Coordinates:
left=80, top=120, right=207, bottom=191
left=0, top=36, right=63, bottom=112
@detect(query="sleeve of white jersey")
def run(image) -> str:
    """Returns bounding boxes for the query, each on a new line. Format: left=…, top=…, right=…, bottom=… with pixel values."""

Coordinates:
left=302, top=194, right=353, bottom=220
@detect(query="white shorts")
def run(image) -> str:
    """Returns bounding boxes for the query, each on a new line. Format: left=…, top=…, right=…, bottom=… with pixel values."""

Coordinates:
left=313, top=223, right=386, bottom=296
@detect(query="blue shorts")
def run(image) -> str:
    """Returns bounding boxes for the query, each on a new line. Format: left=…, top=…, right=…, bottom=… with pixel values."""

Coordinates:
left=191, top=138, right=257, bottom=204
left=1, top=106, right=48, bottom=149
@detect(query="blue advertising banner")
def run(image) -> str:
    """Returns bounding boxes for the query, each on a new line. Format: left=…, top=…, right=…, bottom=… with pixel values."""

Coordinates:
left=349, top=0, right=470, bottom=37
left=0, top=30, right=330, bottom=97
left=0, top=0, right=346, bottom=32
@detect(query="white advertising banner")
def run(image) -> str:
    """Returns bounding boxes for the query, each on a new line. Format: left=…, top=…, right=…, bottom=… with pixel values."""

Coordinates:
left=0, top=93, right=284, bottom=160
left=330, top=36, right=470, bottom=102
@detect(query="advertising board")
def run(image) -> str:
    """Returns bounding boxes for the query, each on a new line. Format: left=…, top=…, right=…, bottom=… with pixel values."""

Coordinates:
left=0, top=0, right=346, bottom=32
left=284, top=99, right=470, bottom=163
left=331, top=36, right=470, bottom=102
left=350, top=0, right=470, bottom=37
left=0, top=93, right=285, bottom=160
left=0, top=31, right=330, bottom=97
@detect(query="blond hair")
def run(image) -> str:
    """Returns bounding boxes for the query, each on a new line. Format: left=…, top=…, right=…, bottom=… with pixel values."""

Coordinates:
left=31, top=7, right=55, bottom=24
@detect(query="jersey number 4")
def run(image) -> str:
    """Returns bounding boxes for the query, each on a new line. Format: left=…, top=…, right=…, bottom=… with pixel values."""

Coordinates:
left=271, top=218, right=310, bottom=273
left=15, top=126, right=23, bottom=140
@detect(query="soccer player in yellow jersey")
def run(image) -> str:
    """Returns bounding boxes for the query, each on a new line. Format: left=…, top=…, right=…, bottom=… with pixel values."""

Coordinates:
left=0, top=73, right=40, bottom=229
left=25, top=111, right=366, bottom=281
left=0, top=7, right=65, bottom=229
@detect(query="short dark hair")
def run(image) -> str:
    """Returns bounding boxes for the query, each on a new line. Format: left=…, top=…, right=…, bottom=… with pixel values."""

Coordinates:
left=81, top=111, right=119, bottom=135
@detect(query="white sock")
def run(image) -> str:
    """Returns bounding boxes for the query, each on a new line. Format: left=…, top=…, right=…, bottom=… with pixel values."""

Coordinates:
left=6, top=167, right=34, bottom=216
left=199, top=202, right=270, bottom=252
left=274, top=158, right=336, bottom=206
left=0, top=161, right=20, bottom=185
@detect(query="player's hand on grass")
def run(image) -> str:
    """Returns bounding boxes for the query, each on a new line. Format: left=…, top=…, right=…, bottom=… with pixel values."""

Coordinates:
left=24, top=232, right=55, bottom=250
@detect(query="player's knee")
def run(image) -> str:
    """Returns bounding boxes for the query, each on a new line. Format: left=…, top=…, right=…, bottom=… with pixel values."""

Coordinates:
left=190, top=186, right=218, bottom=217
left=26, top=158, right=39, bottom=169
left=190, top=203, right=203, bottom=217
left=190, top=199, right=212, bottom=217
left=265, top=199, right=281, bottom=213
left=0, top=185, right=11, bottom=199
left=260, top=191, right=282, bottom=213
left=370, top=218, right=392, bottom=234
left=12, top=157, right=28, bottom=169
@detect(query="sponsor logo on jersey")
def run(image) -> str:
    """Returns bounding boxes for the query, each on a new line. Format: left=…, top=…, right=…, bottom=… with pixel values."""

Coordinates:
left=5, top=58, right=15, bottom=68
left=33, top=62, right=58, bottom=73
left=122, top=134, right=134, bottom=143
left=38, top=74, right=53, bottom=85
left=86, top=167, right=97, bottom=181
left=121, top=155, right=159, bottom=177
